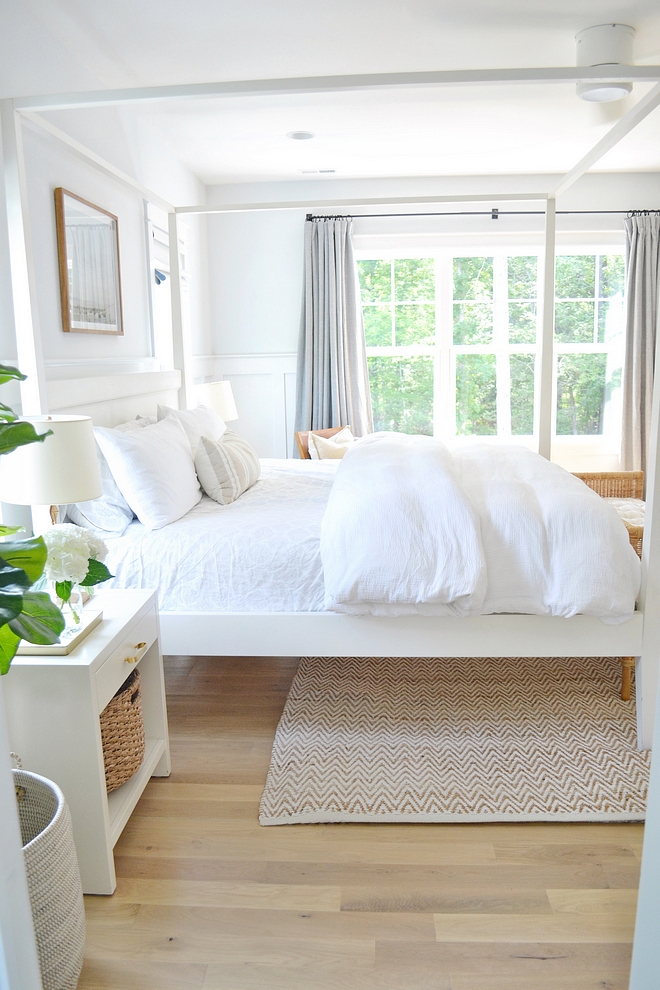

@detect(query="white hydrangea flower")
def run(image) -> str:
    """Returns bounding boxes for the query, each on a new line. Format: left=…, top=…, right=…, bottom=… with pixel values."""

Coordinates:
left=43, top=524, right=108, bottom=584
left=84, top=531, right=108, bottom=563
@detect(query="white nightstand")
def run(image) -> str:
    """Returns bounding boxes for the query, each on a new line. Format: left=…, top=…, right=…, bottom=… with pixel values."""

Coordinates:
left=3, top=589, right=170, bottom=894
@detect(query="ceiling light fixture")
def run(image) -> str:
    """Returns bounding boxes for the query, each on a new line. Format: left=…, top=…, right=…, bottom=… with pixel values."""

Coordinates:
left=575, top=23, right=634, bottom=102
left=286, top=130, right=315, bottom=140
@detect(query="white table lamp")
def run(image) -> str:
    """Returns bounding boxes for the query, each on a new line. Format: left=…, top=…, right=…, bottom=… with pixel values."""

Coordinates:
left=195, top=381, right=238, bottom=422
left=0, top=415, right=102, bottom=526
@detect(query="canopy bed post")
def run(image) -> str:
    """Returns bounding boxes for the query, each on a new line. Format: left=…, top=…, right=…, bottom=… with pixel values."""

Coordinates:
left=634, top=319, right=660, bottom=749
left=537, top=197, right=556, bottom=460
left=168, top=210, right=193, bottom=410
left=0, top=100, right=47, bottom=415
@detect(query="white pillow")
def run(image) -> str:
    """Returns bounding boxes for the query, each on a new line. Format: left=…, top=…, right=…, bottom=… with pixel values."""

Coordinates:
left=66, top=416, right=156, bottom=537
left=194, top=431, right=261, bottom=505
left=308, top=427, right=355, bottom=460
left=157, top=404, right=226, bottom=455
left=95, top=416, right=201, bottom=530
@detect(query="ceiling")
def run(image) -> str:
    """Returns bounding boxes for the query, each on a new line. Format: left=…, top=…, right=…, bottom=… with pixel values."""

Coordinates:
left=127, top=83, right=659, bottom=184
left=9, top=0, right=660, bottom=185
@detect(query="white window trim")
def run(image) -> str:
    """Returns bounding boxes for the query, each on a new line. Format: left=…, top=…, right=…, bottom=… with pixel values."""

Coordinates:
left=357, top=242, right=626, bottom=467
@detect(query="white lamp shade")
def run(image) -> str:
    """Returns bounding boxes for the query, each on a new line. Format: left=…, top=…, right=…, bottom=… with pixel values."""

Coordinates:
left=0, top=415, right=102, bottom=505
left=195, top=381, right=238, bottom=422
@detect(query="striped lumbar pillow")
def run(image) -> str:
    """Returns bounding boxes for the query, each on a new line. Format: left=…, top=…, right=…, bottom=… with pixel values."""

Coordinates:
left=194, top=430, right=261, bottom=505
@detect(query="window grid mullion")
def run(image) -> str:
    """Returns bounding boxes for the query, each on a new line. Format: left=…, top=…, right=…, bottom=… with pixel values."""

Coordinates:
left=493, top=253, right=511, bottom=437
left=390, top=261, right=396, bottom=347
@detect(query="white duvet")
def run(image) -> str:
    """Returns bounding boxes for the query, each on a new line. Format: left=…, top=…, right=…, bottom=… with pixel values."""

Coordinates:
left=321, top=434, right=641, bottom=622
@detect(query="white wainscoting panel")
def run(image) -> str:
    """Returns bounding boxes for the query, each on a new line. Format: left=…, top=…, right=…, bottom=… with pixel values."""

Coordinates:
left=192, top=354, right=297, bottom=458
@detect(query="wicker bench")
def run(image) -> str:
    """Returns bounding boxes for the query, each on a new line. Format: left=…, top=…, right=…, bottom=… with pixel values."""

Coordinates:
left=573, top=471, right=644, bottom=701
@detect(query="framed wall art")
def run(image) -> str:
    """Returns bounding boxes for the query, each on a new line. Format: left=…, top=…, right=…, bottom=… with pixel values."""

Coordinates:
left=54, top=187, right=124, bottom=335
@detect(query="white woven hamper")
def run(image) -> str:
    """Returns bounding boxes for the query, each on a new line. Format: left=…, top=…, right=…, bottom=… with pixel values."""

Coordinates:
left=14, top=769, right=85, bottom=990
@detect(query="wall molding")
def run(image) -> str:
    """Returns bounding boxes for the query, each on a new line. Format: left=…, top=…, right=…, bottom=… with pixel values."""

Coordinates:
left=192, top=353, right=297, bottom=457
left=47, top=369, right=181, bottom=411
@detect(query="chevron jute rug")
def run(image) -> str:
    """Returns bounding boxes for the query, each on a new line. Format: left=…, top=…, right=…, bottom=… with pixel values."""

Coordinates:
left=259, top=655, right=650, bottom=825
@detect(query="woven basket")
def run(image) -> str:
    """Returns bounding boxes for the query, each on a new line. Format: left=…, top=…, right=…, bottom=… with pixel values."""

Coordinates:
left=573, top=470, right=644, bottom=559
left=14, top=769, right=85, bottom=990
left=100, top=668, right=146, bottom=793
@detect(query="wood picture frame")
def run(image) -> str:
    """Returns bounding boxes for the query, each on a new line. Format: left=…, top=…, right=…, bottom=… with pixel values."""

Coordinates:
left=54, top=187, right=124, bottom=335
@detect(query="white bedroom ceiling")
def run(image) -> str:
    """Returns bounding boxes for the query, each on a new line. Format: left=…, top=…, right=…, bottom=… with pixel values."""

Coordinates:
left=123, top=83, right=660, bottom=184
left=8, top=0, right=660, bottom=184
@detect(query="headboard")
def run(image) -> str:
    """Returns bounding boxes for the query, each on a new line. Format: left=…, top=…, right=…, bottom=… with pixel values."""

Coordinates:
left=47, top=370, right=182, bottom=426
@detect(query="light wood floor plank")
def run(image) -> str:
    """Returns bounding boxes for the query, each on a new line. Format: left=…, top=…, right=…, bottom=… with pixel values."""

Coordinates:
left=107, top=877, right=342, bottom=911
left=84, top=930, right=376, bottom=968
left=142, top=783, right=264, bottom=801
left=433, top=912, right=635, bottom=943
left=377, top=938, right=632, bottom=975
left=124, top=902, right=437, bottom=942
left=202, top=963, right=451, bottom=990
left=77, top=959, right=207, bottom=990
left=546, top=887, right=639, bottom=914
left=116, top=818, right=497, bottom=866
left=341, top=884, right=553, bottom=914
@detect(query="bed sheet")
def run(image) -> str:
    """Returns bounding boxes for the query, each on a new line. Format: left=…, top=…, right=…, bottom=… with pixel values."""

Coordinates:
left=104, top=459, right=337, bottom=612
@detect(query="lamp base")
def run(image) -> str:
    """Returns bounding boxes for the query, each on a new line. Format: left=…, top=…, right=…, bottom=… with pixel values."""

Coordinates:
left=16, top=609, right=103, bottom=656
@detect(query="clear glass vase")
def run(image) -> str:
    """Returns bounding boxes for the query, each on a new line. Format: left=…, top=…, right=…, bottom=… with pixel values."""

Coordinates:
left=50, top=583, right=84, bottom=640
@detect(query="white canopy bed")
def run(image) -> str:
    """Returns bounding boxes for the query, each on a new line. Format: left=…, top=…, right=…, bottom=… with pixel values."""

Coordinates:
left=2, top=66, right=660, bottom=752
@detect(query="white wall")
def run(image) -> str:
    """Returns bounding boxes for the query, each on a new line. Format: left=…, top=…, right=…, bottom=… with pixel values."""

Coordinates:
left=204, top=170, right=660, bottom=458
left=23, top=126, right=152, bottom=373
left=0, top=2, right=211, bottom=410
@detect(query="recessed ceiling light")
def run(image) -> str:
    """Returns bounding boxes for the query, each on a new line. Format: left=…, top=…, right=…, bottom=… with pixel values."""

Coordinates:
left=287, top=130, right=315, bottom=140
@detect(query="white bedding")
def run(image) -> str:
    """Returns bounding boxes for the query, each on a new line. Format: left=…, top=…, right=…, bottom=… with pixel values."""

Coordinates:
left=321, top=433, right=487, bottom=616
left=104, top=444, right=641, bottom=622
left=322, top=435, right=641, bottom=622
left=104, top=460, right=337, bottom=612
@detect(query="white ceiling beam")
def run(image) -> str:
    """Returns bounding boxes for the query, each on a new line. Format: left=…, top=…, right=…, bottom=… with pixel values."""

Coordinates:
left=13, top=65, right=660, bottom=112
left=20, top=112, right=175, bottom=213
left=553, top=82, right=660, bottom=198
left=176, top=192, right=548, bottom=216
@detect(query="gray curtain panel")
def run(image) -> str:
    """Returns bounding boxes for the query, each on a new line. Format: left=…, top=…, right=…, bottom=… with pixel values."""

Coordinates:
left=622, top=214, right=660, bottom=473
left=295, top=218, right=373, bottom=437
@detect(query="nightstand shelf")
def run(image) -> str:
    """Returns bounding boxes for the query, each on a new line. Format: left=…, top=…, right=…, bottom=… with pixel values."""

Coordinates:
left=3, top=589, right=170, bottom=894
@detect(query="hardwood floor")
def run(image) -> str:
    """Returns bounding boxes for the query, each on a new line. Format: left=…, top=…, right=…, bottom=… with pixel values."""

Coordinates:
left=79, top=655, right=642, bottom=989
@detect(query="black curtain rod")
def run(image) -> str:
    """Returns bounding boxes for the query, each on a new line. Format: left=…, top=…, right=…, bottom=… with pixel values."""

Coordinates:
left=306, top=209, right=658, bottom=221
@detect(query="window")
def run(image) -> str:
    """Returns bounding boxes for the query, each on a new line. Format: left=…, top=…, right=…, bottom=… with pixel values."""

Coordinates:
left=357, top=250, right=625, bottom=442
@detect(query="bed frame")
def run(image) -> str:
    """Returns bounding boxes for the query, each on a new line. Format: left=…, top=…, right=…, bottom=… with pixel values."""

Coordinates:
left=151, top=452, right=660, bottom=751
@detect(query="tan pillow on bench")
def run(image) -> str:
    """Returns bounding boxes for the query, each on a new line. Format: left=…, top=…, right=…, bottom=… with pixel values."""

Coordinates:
left=308, top=427, right=355, bottom=460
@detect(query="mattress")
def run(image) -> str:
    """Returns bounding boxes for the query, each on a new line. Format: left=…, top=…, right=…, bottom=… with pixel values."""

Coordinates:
left=606, top=497, right=645, bottom=528
left=104, top=459, right=338, bottom=612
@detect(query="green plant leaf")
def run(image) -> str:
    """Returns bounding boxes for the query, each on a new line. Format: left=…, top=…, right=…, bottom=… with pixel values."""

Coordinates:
left=0, top=365, right=27, bottom=386
left=8, top=591, right=64, bottom=645
left=0, top=625, right=20, bottom=674
left=80, top=559, right=114, bottom=586
left=0, top=402, right=18, bottom=423
left=0, top=558, right=31, bottom=625
left=1, top=537, right=47, bottom=584
left=0, top=525, right=24, bottom=537
left=0, top=421, right=52, bottom=456
left=55, top=580, right=72, bottom=604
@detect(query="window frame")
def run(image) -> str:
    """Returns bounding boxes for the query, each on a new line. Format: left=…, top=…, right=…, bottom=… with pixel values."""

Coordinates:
left=356, top=243, right=626, bottom=463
